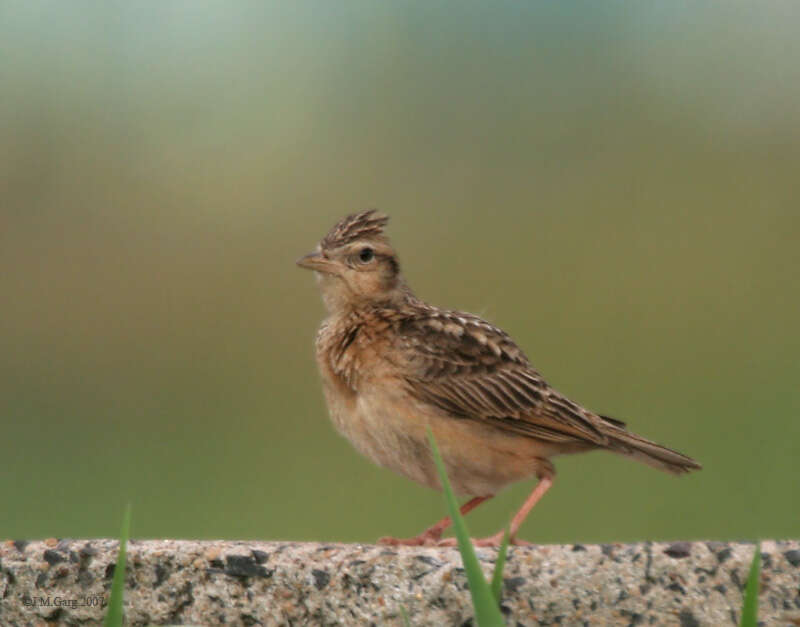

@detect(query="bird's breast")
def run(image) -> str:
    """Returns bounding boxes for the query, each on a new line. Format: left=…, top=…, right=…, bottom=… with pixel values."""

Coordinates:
left=318, top=374, right=550, bottom=495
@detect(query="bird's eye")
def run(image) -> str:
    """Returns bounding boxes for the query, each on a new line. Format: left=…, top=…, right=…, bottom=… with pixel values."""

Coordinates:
left=358, top=247, right=374, bottom=263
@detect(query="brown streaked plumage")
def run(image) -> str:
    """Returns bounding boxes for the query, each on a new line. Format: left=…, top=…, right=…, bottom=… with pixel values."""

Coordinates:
left=298, top=210, right=701, bottom=546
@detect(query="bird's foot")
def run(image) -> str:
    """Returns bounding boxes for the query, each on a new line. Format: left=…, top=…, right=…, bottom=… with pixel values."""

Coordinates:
left=436, top=532, right=532, bottom=547
left=378, top=530, right=442, bottom=547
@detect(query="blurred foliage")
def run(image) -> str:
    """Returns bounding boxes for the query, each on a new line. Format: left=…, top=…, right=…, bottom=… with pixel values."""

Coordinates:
left=1, top=2, right=798, bottom=543
left=104, top=504, right=130, bottom=627
left=740, top=542, right=761, bottom=627
left=428, top=429, right=506, bottom=627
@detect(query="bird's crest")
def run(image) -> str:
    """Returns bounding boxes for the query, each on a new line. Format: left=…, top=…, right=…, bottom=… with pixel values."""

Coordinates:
left=321, top=210, right=389, bottom=250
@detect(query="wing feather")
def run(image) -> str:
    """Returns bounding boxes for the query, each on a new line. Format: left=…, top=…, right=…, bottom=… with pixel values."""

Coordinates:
left=397, top=309, right=609, bottom=446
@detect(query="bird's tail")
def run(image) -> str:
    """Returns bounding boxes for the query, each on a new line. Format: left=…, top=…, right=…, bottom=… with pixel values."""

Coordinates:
left=600, top=417, right=702, bottom=475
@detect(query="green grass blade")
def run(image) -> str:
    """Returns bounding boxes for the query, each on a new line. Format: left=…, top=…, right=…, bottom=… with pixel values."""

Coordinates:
left=104, top=504, right=131, bottom=627
left=427, top=429, right=504, bottom=627
left=399, top=605, right=411, bottom=626
left=739, top=542, right=761, bottom=627
left=490, top=527, right=510, bottom=605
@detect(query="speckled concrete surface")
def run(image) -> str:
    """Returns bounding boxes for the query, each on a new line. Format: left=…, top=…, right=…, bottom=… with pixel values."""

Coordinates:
left=1, top=539, right=798, bottom=625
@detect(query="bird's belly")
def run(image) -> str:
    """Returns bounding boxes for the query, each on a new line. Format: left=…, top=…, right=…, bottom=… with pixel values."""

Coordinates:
left=326, top=385, right=548, bottom=496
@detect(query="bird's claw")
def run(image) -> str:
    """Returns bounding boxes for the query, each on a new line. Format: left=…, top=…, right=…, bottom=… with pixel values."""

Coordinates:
left=378, top=532, right=442, bottom=547
left=437, top=534, right=532, bottom=547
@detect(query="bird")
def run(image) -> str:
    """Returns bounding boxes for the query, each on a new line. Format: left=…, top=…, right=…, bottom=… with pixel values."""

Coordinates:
left=297, top=210, right=701, bottom=546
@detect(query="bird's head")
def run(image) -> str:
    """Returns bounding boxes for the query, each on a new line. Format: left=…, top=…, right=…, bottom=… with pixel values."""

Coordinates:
left=297, top=210, right=405, bottom=312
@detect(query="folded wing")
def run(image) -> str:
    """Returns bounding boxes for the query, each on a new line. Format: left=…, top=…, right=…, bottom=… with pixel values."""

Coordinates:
left=396, top=309, right=611, bottom=447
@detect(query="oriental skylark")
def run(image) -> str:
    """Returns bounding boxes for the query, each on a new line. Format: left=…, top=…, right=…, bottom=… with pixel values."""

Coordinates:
left=297, top=211, right=701, bottom=546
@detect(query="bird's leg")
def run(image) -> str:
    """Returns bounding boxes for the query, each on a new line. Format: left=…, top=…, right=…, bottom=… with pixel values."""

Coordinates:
left=507, top=474, right=553, bottom=536
left=474, top=475, right=553, bottom=546
left=437, top=470, right=554, bottom=547
left=378, top=496, right=492, bottom=546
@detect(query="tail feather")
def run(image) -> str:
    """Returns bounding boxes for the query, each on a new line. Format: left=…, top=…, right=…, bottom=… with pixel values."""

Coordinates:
left=602, top=423, right=702, bottom=475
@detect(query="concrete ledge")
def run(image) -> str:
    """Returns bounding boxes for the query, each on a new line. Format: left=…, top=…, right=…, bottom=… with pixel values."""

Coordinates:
left=1, top=539, right=799, bottom=625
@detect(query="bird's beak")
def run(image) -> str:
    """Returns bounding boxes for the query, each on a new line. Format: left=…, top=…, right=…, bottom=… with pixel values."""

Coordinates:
left=296, top=251, right=339, bottom=274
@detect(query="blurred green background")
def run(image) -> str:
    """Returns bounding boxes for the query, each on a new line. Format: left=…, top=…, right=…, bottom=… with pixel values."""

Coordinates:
left=1, top=2, right=798, bottom=544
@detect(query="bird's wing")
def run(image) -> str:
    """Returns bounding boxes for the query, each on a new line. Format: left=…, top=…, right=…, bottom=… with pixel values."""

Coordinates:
left=395, top=309, right=611, bottom=446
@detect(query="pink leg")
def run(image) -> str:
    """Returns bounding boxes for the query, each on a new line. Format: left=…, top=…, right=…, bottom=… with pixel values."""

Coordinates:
left=379, top=496, right=493, bottom=546
left=438, top=474, right=554, bottom=547
left=507, top=475, right=553, bottom=537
